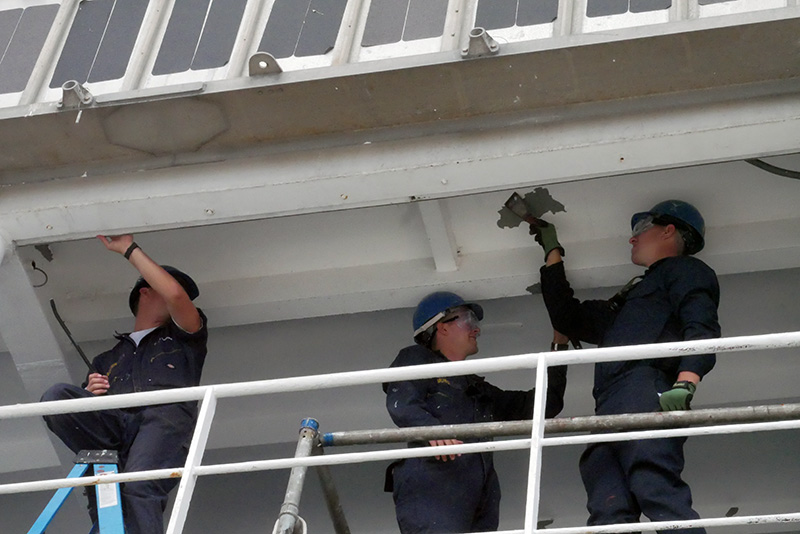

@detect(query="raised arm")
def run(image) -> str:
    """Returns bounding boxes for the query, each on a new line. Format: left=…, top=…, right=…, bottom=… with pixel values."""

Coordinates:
left=97, top=234, right=202, bottom=333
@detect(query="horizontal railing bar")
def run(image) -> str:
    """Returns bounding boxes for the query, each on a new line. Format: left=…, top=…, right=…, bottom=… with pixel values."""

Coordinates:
left=0, top=467, right=179, bottom=496
left=321, top=402, right=800, bottom=446
left=7, top=415, right=800, bottom=496
left=3, top=331, right=799, bottom=532
left=0, top=440, right=529, bottom=496
left=195, top=418, right=800, bottom=474
left=539, top=512, right=800, bottom=533
left=192, top=439, right=530, bottom=476
left=544, top=418, right=800, bottom=446
left=3, top=331, right=799, bottom=421
left=6, top=453, right=800, bottom=532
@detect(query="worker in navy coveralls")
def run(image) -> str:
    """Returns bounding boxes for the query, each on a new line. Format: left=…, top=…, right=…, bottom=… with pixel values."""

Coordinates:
left=383, top=291, right=567, bottom=533
left=531, top=200, right=720, bottom=534
left=41, top=234, right=207, bottom=534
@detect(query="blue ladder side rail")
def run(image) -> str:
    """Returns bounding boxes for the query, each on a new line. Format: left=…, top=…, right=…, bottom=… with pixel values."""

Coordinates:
left=29, top=456, right=125, bottom=534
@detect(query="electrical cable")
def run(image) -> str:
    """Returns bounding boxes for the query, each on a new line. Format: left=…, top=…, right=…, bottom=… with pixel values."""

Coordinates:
left=50, top=299, right=96, bottom=372
left=31, top=261, right=48, bottom=288
left=745, top=158, right=800, bottom=180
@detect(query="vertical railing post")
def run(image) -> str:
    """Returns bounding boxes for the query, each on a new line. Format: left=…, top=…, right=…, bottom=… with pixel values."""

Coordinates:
left=523, top=353, right=549, bottom=533
left=555, top=0, right=576, bottom=36
left=120, top=0, right=176, bottom=91
left=166, top=387, right=218, bottom=534
left=18, top=0, right=81, bottom=105
left=274, top=418, right=319, bottom=534
left=228, top=0, right=270, bottom=78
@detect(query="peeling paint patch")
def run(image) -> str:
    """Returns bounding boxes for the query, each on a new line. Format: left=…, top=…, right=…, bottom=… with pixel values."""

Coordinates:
left=496, top=187, right=566, bottom=229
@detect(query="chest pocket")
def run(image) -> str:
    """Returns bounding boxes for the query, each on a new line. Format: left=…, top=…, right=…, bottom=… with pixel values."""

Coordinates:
left=146, top=336, right=191, bottom=388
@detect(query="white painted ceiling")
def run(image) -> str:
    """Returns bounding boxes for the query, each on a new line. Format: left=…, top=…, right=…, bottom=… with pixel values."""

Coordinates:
left=9, top=153, right=800, bottom=346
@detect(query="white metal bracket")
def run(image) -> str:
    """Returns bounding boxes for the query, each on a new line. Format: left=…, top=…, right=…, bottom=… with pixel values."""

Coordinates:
left=58, top=80, right=94, bottom=110
left=249, top=52, right=283, bottom=76
left=461, top=27, right=499, bottom=58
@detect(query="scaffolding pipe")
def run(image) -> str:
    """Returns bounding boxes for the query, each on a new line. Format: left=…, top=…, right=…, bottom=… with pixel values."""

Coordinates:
left=313, top=455, right=352, bottom=534
left=320, top=402, right=800, bottom=446
left=8, top=415, right=800, bottom=498
left=276, top=419, right=318, bottom=534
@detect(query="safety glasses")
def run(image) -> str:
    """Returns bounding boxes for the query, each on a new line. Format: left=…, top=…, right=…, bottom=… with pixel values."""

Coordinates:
left=441, top=309, right=481, bottom=331
left=631, top=215, right=655, bottom=237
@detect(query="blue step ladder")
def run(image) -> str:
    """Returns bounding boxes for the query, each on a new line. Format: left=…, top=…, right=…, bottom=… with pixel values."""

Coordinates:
left=29, top=449, right=125, bottom=534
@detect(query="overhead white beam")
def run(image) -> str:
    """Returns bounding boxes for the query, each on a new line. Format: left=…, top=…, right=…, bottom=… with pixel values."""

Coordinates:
left=51, top=216, right=800, bottom=339
left=417, top=200, right=459, bottom=272
left=1, top=89, right=799, bottom=246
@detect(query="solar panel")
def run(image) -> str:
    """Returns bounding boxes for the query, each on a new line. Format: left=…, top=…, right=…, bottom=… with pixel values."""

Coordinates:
left=361, top=0, right=447, bottom=48
left=51, top=0, right=148, bottom=87
left=259, top=0, right=348, bottom=59
left=587, top=0, right=672, bottom=17
left=0, top=5, right=58, bottom=94
left=475, top=0, right=558, bottom=30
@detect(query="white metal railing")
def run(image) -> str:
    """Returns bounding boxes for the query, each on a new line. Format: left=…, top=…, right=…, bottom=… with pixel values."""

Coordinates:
left=3, top=0, right=799, bottom=110
left=2, top=331, right=800, bottom=533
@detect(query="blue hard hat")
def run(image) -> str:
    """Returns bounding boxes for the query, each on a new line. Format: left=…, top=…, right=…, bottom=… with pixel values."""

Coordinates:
left=128, top=265, right=199, bottom=314
left=412, top=291, right=484, bottom=342
left=631, top=199, right=705, bottom=254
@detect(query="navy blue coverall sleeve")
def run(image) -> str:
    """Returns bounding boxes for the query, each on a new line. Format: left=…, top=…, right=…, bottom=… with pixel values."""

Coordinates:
left=540, top=262, right=615, bottom=345
left=385, top=378, right=442, bottom=428
left=660, top=257, right=720, bottom=377
left=384, top=347, right=443, bottom=428
left=481, top=365, right=567, bottom=419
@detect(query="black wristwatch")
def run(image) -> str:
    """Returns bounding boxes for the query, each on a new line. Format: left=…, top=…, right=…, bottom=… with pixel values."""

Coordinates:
left=550, top=343, right=570, bottom=351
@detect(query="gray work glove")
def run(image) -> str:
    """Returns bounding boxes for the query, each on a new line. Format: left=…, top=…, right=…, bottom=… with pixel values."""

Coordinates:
left=659, top=381, right=696, bottom=411
left=529, top=220, right=564, bottom=261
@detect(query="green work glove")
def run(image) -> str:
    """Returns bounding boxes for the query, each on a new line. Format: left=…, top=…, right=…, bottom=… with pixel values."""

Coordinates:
left=659, top=381, right=696, bottom=411
left=529, top=220, right=564, bottom=261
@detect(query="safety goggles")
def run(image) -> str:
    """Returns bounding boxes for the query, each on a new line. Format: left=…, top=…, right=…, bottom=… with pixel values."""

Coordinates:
left=631, top=215, right=656, bottom=237
left=441, top=309, right=481, bottom=331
